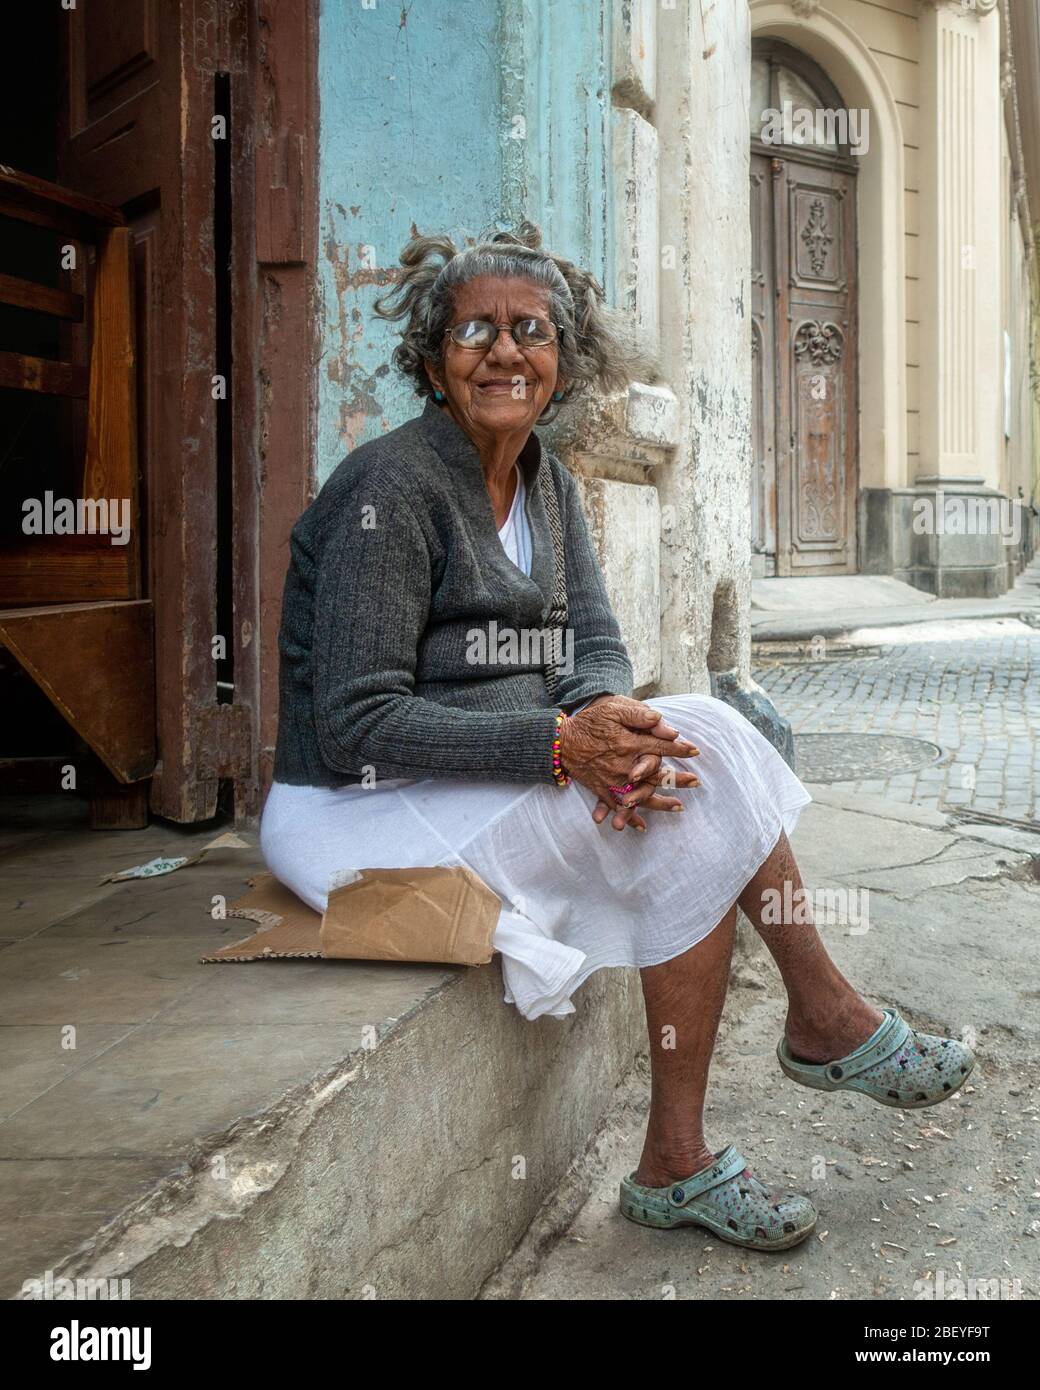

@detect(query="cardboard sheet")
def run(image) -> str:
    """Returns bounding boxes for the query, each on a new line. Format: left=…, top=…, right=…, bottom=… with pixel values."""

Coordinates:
left=322, top=866, right=499, bottom=965
left=200, top=866, right=499, bottom=967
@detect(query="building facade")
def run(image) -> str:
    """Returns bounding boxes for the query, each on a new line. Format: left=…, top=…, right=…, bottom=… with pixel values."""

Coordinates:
left=749, top=0, right=1039, bottom=596
left=2, top=1, right=1037, bottom=828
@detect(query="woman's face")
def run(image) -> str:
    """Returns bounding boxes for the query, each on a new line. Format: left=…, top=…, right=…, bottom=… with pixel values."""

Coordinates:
left=427, top=276, right=563, bottom=442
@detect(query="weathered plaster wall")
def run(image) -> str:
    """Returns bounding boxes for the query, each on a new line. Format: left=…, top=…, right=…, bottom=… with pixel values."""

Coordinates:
left=499, top=0, right=613, bottom=289
left=316, top=0, right=504, bottom=481
left=316, top=0, right=615, bottom=485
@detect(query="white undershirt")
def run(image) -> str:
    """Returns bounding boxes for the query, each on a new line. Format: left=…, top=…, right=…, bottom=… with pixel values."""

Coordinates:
left=496, top=461, right=531, bottom=576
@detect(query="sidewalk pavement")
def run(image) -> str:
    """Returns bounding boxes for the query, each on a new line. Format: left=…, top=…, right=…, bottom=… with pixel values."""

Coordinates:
left=751, top=563, right=1040, bottom=642
left=484, top=788, right=1040, bottom=1301
left=0, top=796, right=643, bottom=1299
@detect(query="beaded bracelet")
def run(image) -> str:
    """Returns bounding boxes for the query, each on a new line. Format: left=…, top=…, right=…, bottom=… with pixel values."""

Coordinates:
left=551, top=710, right=570, bottom=786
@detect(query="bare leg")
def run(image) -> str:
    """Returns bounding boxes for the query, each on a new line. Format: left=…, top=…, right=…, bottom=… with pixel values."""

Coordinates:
left=633, top=906, right=737, bottom=1188
left=738, top=830, right=883, bottom=1063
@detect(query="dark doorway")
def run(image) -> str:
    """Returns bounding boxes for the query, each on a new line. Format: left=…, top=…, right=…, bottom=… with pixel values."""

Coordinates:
left=1, top=1, right=317, bottom=826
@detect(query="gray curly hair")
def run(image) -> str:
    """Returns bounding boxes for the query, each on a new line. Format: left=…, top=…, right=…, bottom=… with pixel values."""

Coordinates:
left=373, top=220, right=654, bottom=422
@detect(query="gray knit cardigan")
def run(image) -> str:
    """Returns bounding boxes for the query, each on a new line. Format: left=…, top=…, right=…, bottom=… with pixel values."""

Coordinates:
left=272, top=397, right=635, bottom=787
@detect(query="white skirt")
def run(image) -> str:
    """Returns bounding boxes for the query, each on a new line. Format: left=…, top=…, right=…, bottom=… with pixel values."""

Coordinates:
left=260, top=693, right=811, bottom=1021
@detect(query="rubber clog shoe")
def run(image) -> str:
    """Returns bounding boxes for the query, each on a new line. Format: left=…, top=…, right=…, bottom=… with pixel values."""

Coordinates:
left=619, top=1144, right=817, bottom=1251
left=777, top=1007, right=975, bottom=1110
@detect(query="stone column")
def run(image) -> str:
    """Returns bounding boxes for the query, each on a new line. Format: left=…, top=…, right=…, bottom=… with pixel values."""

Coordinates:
left=656, top=0, right=755, bottom=693
left=912, top=0, right=1007, bottom=597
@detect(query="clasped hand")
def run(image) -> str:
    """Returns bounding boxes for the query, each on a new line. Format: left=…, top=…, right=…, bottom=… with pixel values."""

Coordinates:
left=556, top=694, right=700, bottom=832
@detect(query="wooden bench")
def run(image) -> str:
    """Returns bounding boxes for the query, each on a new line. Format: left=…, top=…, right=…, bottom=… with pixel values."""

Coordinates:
left=0, top=166, right=155, bottom=827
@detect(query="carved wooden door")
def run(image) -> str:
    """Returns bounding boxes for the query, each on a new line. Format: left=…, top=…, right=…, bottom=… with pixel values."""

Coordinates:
left=752, top=153, right=858, bottom=575
left=750, top=43, right=859, bottom=577
left=750, top=152, right=778, bottom=570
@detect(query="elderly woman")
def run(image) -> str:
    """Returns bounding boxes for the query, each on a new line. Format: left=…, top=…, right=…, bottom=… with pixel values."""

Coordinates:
left=261, top=224, right=974, bottom=1253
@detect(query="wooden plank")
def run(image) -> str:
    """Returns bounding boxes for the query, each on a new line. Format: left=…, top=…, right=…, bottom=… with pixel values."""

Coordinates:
left=0, top=164, right=124, bottom=235
left=0, top=600, right=155, bottom=782
left=0, top=195, right=86, bottom=239
left=0, top=538, right=133, bottom=605
left=83, top=226, right=139, bottom=602
left=0, top=600, right=127, bottom=620
left=0, top=350, right=87, bottom=396
left=0, top=271, right=83, bottom=320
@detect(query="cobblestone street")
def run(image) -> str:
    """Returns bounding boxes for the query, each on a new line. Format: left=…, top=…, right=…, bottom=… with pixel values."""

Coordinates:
left=754, top=617, right=1040, bottom=824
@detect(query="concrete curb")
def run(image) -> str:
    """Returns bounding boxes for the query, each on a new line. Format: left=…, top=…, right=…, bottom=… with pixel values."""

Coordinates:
left=751, top=599, right=1040, bottom=643
left=13, top=963, right=646, bottom=1300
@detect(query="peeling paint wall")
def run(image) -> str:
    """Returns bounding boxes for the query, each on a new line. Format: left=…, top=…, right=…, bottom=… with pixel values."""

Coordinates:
left=499, top=0, right=613, bottom=289
left=316, top=1, right=615, bottom=482
left=317, top=0, right=504, bottom=479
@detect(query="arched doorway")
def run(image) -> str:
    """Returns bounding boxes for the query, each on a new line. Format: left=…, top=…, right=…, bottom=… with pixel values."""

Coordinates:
left=751, top=40, right=859, bottom=577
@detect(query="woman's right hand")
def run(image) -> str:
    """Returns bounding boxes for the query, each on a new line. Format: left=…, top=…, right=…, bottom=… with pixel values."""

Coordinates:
left=557, top=695, right=700, bottom=830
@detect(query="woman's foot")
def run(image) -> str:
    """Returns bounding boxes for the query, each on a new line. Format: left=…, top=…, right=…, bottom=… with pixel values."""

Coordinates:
left=778, top=1008, right=976, bottom=1110
left=633, top=1143, right=716, bottom=1190
left=621, top=1144, right=818, bottom=1249
left=783, top=994, right=886, bottom=1064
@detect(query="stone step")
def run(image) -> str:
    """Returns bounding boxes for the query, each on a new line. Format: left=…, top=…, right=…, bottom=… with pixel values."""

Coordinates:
left=2, top=808, right=644, bottom=1299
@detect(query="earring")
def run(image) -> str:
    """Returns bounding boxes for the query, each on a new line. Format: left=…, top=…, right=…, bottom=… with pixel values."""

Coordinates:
left=552, top=390, right=564, bottom=401
left=433, top=389, right=445, bottom=401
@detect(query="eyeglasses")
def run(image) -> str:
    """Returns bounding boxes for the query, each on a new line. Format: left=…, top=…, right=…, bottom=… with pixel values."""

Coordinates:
left=444, top=318, right=562, bottom=350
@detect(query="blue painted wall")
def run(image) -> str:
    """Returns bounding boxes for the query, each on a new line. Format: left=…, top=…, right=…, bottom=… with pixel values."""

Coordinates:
left=501, top=1, right=613, bottom=303
left=316, top=0, right=614, bottom=483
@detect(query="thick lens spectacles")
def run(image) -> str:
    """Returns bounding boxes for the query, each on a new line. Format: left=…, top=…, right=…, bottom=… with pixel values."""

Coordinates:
left=444, top=318, right=561, bottom=350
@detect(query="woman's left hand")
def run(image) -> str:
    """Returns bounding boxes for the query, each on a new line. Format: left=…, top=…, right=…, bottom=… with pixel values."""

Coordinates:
left=591, top=750, right=700, bottom=832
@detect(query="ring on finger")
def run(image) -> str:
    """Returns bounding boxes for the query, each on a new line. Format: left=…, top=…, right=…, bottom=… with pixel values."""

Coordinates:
left=607, top=781, right=636, bottom=807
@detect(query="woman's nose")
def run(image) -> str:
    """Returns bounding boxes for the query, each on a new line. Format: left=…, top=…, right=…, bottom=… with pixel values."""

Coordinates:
left=486, top=328, right=525, bottom=363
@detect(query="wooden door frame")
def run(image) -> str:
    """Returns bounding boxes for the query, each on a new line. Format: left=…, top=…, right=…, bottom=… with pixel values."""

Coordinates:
left=751, top=154, right=779, bottom=573
left=61, top=0, right=318, bottom=824
left=153, top=0, right=225, bottom=822
left=247, top=0, right=319, bottom=820
left=769, top=153, right=858, bottom=576
left=198, top=0, right=319, bottom=824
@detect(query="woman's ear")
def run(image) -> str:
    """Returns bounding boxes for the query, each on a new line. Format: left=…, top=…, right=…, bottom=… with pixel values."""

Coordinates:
left=424, top=360, right=443, bottom=395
